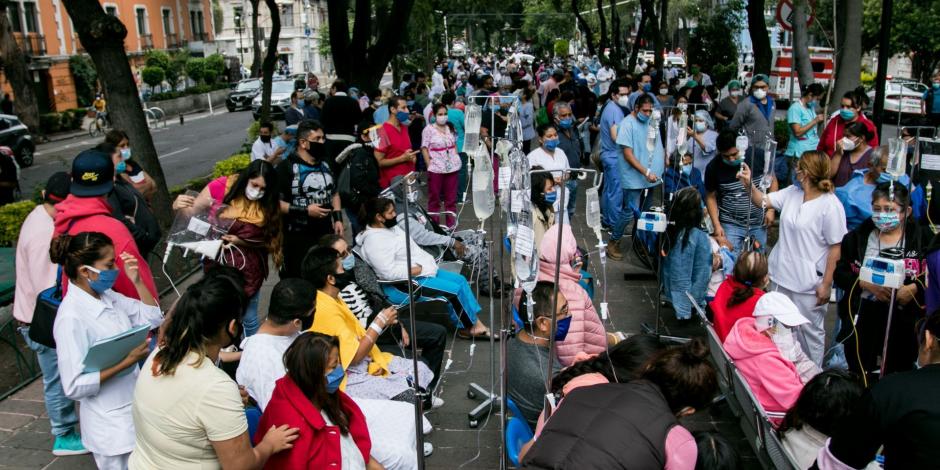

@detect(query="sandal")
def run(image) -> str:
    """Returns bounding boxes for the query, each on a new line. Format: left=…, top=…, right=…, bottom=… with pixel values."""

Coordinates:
left=457, top=329, right=500, bottom=341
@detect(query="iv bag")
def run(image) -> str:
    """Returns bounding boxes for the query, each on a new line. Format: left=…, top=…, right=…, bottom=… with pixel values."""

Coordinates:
left=167, top=190, right=236, bottom=259
left=513, top=209, right=539, bottom=288
left=647, top=114, right=659, bottom=153
left=676, top=110, right=689, bottom=156
left=761, top=137, right=777, bottom=190
left=464, top=103, right=482, bottom=150
left=471, top=144, right=495, bottom=221
left=887, top=137, right=907, bottom=179
left=585, top=185, right=602, bottom=233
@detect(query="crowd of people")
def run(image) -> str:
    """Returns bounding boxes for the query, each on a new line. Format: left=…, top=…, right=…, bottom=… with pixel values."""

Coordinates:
left=7, top=49, right=940, bottom=470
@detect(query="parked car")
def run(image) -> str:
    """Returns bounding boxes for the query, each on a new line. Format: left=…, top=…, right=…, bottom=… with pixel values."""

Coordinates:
left=251, top=79, right=302, bottom=120
left=866, top=79, right=926, bottom=119
left=226, top=79, right=262, bottom=112
left=0, top=116, right=33, bottom=167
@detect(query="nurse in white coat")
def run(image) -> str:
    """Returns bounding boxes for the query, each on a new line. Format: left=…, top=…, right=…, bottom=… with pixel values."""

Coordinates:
left=51, top=232, right=163, bottom=469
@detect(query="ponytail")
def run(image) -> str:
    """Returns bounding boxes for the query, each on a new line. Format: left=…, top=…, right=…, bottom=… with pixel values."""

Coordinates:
left=727, top=251, right=768, bottom=308
left=798, top=151, right=834, bottom=193
left=49, top=232, right=113, bottom=279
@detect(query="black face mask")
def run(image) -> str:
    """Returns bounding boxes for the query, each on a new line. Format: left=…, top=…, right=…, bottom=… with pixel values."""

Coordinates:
left=300, top=313, right=314, bottom=331
left=260, top=135, right=271, bottom=143
left=333, top=271, right=353, bottom=290
left=383, top=217, right=398, bottom=229
left=308, top=141, right=325, bottom=160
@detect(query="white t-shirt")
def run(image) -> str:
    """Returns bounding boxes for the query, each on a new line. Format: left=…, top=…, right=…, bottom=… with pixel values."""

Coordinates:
left=250, top=138, right=276, bottom=161
left=767, top=186, right=847, bottom=294
left=236, top=333, right=298, bottom=410
left=130, top=350, right=248, bottom=469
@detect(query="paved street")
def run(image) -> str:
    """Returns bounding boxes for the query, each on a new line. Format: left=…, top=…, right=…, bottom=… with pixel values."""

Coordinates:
left=19, top=110, right=258, bottom=195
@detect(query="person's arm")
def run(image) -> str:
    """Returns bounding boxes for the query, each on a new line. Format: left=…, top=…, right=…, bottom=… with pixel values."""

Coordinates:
left=817, top=243, right=841, bottom=306
left=351, top=307, right=397, bottom=364
left=791, top=112, right=823, bottom=138
left=705, top=190, right=726, bottom=243
left=727, top=102, right=747, bottom=132
left=421, top=147, right=431, bottom=169
left=829, top=142, right=845, bottom=178
left=331, top=192, right=343, bottom=235
left=213, top=427, right=299, bottom=470
left=171, top=184, right=214, bottom=217
left=832, top=232, right=858, bottom=292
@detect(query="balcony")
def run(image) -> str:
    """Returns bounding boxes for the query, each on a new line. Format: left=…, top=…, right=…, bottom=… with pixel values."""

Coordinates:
left=191, top=32, right=208, bottom=42
left=140, top=34, right=154, bottom=50
left=166, top=32, right=181, bottom=48
left=15, top=33, right=45, bottom=56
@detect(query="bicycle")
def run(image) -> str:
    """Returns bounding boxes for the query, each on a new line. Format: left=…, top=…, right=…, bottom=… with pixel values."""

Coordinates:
left=88, top=112, right=108, bottom=137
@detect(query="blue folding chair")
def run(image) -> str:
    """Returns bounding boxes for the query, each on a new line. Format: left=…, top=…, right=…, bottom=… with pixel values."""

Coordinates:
left=246, top=406, right=262, bottom=443
left=506, top=417, right=534, bottom=467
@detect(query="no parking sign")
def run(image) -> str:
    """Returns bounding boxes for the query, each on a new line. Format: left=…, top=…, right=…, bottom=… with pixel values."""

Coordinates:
left=776, top=0, right=816, bottom=32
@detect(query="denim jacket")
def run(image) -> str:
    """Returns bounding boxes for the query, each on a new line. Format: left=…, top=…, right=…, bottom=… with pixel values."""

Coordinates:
left=662, top=227, right=713, bottom=320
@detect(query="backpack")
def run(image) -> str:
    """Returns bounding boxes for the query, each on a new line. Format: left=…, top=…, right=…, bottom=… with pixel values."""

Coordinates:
left=535, top=106, right=550, bottom=127
left=337, top=144, right=373, bottom=208
left=29, top=266, right=63, bottom=348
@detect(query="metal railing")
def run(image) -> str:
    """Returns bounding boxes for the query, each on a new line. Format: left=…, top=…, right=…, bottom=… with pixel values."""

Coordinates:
left=191, top=31, right=208, bottom=42
left=140, top=33, right=154, bottom=50
left=15, top=33, right=45, bottom=56
left=144, top=106, right=166, bottom=128
left=166, top=32, right=180, bottom=48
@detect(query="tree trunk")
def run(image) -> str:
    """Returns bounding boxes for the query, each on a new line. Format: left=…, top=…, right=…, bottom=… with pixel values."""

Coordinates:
left=792, top=0, right=814, bottom=90
left=609, top=0, right=622, bottom=67
left=250, top=0, right=261, bottom=78
left=655, top=0, right=668, bottom=70
left=63, top=0, right=172, bottom=226
left=596, top=0, right=609, bottom=65
left=747, top=0, right=772, bottom=77
left=628, top=0, right=652, bottom=73
left=572, top=0, right=596, bottom=58
left=831, top=0, right=862, bottom=109
left=258, top=0, right=280, bottom=124
left=0, top=1, right=40, bottom=134
left=327, top=0, right=415, bottom=90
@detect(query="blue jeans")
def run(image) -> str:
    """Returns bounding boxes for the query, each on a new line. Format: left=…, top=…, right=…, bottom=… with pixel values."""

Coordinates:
left=18, top=327, right=78, bottom=437
left=243, top=292, right=261, bottom=337
left=384, top=270, right=481, bottom=329
left=565, top=179, right=578, bottom=220
left=600, top=154, right=622, bottom=227
left=723, top=222, right=767, bottom=255
left=611, top=188, right=646, bottom=241
left=457, top=152, right=469, bottom=201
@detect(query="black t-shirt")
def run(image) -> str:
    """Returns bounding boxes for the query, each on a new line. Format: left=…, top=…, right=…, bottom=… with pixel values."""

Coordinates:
left=277, top=153, right=335, bottom=236
left=321, top=95, right=363, bottom=135
left=703, top=149, right=766, bottom=227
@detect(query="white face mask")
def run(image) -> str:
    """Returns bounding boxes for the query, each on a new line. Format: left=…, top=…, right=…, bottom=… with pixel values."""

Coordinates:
left=752, top=88, right=767, bottom=100
left=841, top=136, right=857, bottom=152
left=436, top=115, right=448, bottom=126
left=730, top=90, right=742, bottom=97
left=659, top=88, right=669, bottom=95
left=245, top=186, right=264, bottom=201
left=617, top=96, right=631, bottom=108
left=677, top=102, right=688, bottom=112
left=694, top=122, right=707, bottom=133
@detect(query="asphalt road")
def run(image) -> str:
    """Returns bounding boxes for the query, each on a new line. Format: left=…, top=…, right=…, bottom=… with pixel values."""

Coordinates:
left=19, top=109, right=257, bottom=194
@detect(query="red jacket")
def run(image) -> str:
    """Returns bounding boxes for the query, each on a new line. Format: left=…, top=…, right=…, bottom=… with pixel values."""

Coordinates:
left=53, top=194, right=158, bottom=300
left=817, top=114, right=879, bottom=157
left=709, top=276, right=764, bottom=342
left=254, top=376, right=371, bottom=469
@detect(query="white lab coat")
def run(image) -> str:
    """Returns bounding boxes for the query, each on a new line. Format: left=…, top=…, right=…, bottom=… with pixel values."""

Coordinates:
left=54, top=282, right=163, bottom=456
left=356, top=226, right=438, bottom=281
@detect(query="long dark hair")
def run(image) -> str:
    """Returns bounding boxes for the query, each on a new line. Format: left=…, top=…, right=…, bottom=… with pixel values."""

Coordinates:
left=530, top=166, right=554, bottom=218
left=551, top=334, right=666, bottom=393
left=728, top=251, right=768, bottom=308
left=778, top=370, right=863, bottom=435
left=666, top=187, right=703, bottom=251
left=222, top=159, right=283, bottom=267
left=49, top=232, right=113, bottom=279
left=640, top=338, right=717, bottom=413
left=284, top=332, right=351, bottom=434
left=359, top=197, right=394, bottom=227
left=153, top=274, right=246, bottom=376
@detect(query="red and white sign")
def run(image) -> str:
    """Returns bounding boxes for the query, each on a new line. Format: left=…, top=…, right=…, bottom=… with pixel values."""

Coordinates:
left=775, top=0, right=815, bottom=32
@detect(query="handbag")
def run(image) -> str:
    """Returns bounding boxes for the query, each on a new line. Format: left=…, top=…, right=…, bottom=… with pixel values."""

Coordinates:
left=29, top=266, right=63, bottom=349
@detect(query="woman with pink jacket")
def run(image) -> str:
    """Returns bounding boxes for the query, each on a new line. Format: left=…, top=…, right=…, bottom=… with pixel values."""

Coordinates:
left=536, top=224, right=618, bottom=365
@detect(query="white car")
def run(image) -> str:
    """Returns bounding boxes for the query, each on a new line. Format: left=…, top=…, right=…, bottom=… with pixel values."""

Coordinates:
left=867, top=80, right=926, bottom=117
left=251, top=79, right=300, bottom=120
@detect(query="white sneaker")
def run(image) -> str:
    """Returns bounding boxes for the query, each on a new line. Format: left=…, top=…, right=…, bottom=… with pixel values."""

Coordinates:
left=431, top=396, right=445, bottom=409
left=422, top=415, right=433, bottom=435
left=423, top=442, right=434, bottom=457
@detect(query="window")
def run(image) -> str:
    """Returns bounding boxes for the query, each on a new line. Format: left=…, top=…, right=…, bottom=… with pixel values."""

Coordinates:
left=136, top=8, right=147, bottom=35
left=7, top=3, right=21, bottom=33
left=190, top=10, right=205, bottom=37
left=23, top=2, right=37, bottom=33
left=162, top=9, right=172, bottom=34
left=105, top=5, right=117, bottom=16
left=233, top=6, right=243, bottom=28
left=280, top=5, right=293, bottom=27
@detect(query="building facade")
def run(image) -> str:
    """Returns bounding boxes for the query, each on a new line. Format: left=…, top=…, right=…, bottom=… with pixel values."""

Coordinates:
left=213, top=0, right=331, bottom=77
left=2, top=0, right=214, bottom=112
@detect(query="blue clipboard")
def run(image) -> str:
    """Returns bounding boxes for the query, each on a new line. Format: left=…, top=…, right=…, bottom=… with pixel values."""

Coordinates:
left=82, top=324, right=150, bottom=375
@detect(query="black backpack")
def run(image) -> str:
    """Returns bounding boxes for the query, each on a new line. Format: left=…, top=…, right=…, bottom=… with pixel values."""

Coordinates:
left=338, top=145, right=378, bottom=208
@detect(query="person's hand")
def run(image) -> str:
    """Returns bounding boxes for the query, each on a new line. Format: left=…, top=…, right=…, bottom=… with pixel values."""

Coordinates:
left=123, top=341, right=150, bottom=366
left=238, top=385, right=250, bottom=408
left=896, top=283, right=918, bottom=306
left=763, top=209, right=776, bottom=227
left=405, top=150, right=419, bottom=162
left=378, top=306, right=399, bottom=326
left=713, top=224, right=729, bottom=248
left=273, top=146, right=286, bottom=156
left=815, top=114, right=826, bottom=124
left=645, top=170, right=658, bottom=183
left=221, top=234, right=242, bottom=246
left=712, top=253, right=722, bottom=271
left=410, top=265, right=423, bottom=277
left=307, top=204, right=331, bottom=218
left=120, top=252, right=140, bottom=284
left=454, top=239, right=466, bottom=258
left=736, top=163, right=752, bottom=187
left=333, top=220, right=344, bottom=235
left=835, top=139, right=844, bottom=154
left=260, top=424, right=300, bottom=454
left=815, top=283, right=832, bottom=306
left=400, top=326, right=410, bottom=348
left=172, top=194, right=195, bottom=211
left=860, top=280, right=892, bottom=302
left=686, top=126, right=694, bottom=136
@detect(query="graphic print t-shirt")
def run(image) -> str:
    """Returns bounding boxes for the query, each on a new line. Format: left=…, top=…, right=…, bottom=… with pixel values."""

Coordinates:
left=277, top=153, right=334, bottom=236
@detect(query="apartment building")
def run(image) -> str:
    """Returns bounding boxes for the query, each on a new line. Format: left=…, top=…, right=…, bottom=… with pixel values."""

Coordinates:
left=3, top=0, right=214, bottom=112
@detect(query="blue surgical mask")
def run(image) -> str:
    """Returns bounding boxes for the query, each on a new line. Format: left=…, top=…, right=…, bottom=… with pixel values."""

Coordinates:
left=342, top=253, right=355, bottom=270
left=876, top=172, right=892, bottom=184
left=115, top=161, right=127, bottom=174
left=694, top=122, right=707, bottom=133
left=544, top=191, right=558, bottom=204
left=807, top=100, right=817, bottom=110
left=873, top=211, right=901, bottom=232
left=120, top=148, right=131, bottom=160
left=839, top=109, right=856, bottom=121
left=83, top=265, right=119, bottom=294
left=558, top=118, right=574, bottom=129
left=325, top=364, right=345, bottom=393
left=722, top=155, right=742, bottom=167
left=643, top=83, right=652, bottom=92
left=544, top=138, right=559, bottom=151
left=396, top=111, right=410, bottom=123
left=681, top=164, right=692, bottom=176
left=554, top=315, right=572, bottom=341
left=636, top=113, right=650, bottom=124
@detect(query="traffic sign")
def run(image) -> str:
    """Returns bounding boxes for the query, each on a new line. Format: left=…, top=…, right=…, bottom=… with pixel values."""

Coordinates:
left=775, top=0, right=815, bottom=32
left=305, top=27, right=311, bottom=37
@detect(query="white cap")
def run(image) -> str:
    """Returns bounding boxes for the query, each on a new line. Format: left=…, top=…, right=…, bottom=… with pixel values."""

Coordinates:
left=752, top=292, right=809, bottom=331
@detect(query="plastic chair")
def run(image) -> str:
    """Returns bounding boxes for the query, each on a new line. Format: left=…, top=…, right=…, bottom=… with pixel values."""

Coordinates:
left=506, top=397, right=525, bottom=421
left=245, top=406, right=262, bottom=443
left=506, top=417, right=534, bottom=467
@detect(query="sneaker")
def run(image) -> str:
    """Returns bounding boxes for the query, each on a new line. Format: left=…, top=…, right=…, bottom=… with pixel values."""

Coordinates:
left=52, top=431, right=89, bottom=456
left=424, top=442, right=434, bottom=457
left=430, top=396, right=445, bottom=409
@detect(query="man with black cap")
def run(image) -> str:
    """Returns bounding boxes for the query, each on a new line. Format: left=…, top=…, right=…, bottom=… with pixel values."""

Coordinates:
left=13, top=172, right=89, bottom=457
left=53, top=149, right=158, bottom=300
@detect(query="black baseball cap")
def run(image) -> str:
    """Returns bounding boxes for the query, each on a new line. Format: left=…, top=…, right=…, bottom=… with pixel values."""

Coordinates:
left=44, top=171, right=70, bottom=203
left=70, top=149, right=114, bottom=197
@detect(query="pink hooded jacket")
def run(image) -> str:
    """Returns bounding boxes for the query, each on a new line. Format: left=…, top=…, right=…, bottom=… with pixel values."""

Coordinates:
left=537, top=224, right=607, bottom=365
left=722, top=317, right=803, bottom=417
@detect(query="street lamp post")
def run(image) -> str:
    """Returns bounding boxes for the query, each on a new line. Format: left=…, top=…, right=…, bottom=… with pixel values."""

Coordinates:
left=235, top=13, right=244, bottom=68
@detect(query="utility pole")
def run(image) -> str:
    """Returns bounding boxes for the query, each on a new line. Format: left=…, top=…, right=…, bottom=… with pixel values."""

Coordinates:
left=235, top=12, right=244, bottom=67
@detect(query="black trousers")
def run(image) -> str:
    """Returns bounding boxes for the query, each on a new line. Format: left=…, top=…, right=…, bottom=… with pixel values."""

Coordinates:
left=377, top=316, right=447, bottom=393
